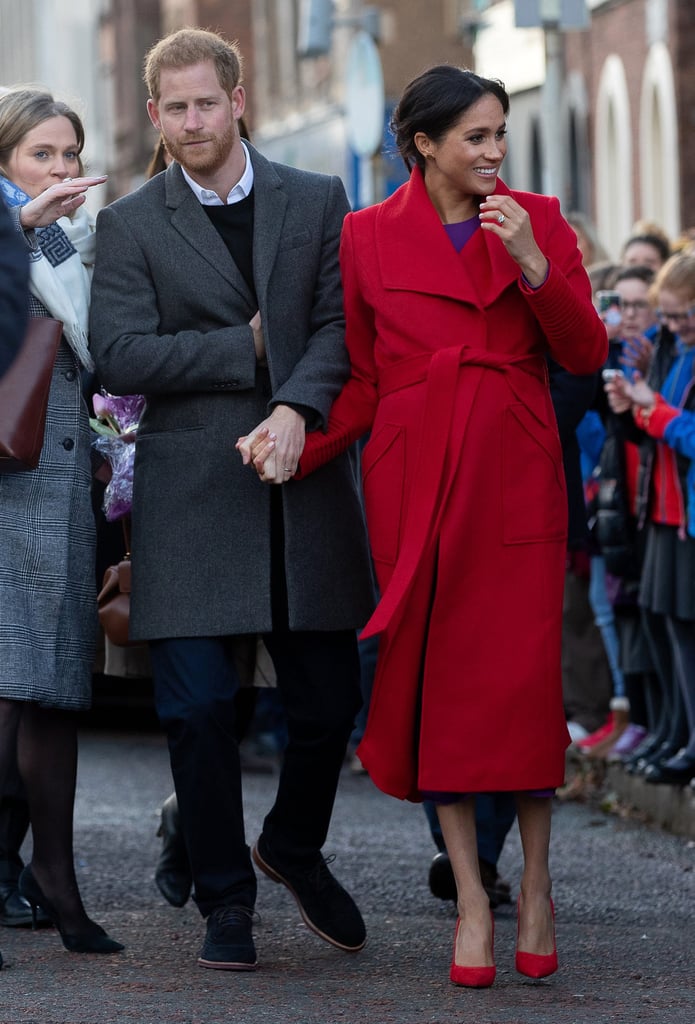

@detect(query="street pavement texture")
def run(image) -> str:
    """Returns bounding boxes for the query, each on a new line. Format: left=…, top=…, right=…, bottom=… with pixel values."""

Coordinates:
left=0, top=725, right=693, bottom=1024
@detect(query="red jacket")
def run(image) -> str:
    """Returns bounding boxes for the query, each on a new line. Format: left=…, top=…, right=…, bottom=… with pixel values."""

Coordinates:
left=302, top=170, right=607, bottom=800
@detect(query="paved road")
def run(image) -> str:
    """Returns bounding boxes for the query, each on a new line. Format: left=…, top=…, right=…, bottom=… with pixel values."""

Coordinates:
left=1, top=723, right=694, bottom=1024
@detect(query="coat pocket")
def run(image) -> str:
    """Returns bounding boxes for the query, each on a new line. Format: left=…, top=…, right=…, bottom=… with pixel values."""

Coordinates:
left=278, top=229, right=312, bottom=251
left=502, top=403, right=566, bottom=545
left=361, top=422, right=405, bottom=567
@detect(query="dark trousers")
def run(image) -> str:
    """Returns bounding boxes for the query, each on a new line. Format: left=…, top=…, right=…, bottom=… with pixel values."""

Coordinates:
left=150, top=627, right=361, bottom=917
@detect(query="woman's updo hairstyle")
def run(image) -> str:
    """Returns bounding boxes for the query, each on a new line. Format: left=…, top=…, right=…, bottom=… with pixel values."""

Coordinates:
left=390, top=65, right=509, bottom=172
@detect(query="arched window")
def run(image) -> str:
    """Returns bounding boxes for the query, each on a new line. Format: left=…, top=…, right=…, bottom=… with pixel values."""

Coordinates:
left=640, top=42, right=680, bottom=239
left=595, top=56, right=633, bottom=256
left=530, top=118, right=543, bottom=195
left=564, top=71, right=591, bottom=216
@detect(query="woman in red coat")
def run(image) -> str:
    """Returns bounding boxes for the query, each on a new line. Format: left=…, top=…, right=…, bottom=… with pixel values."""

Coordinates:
left=240, top=66, right=607, bottom=987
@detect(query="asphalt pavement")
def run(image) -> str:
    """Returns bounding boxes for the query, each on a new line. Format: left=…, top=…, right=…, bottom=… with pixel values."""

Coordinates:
left=1, top=721, right=694, bottom=1024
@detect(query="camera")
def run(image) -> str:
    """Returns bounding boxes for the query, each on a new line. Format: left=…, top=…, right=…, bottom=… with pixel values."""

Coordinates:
left=596, top=290, right=622, bottom=327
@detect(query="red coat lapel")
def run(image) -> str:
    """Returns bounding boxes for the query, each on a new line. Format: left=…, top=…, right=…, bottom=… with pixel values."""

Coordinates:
left=375, top=169, right=523, bottom=309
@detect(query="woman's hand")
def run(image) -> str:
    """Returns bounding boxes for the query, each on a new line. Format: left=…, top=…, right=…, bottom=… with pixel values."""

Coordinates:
left=19, top=175, right=108, bottom=229
left=604, top=371, right=655, bottom=415
left=624, top=373, right=656, bottom=410
left=603, top=373, right=633, bottom=414
left=479, top=195, right=548, bottom=287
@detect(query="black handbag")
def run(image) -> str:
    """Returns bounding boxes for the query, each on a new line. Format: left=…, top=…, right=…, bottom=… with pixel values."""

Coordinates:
left=0, top=316, right=63, bottom=471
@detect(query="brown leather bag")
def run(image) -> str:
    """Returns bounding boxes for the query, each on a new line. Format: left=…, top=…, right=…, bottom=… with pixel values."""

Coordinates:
left=97, top=519, right=135, bottom=647
left=97, top=557, right=134, bottom=647
left=0, top=317, right=63, bottom=472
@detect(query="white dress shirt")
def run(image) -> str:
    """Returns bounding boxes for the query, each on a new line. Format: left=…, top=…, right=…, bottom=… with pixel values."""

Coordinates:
left=181, top=141, right=255, bottom=206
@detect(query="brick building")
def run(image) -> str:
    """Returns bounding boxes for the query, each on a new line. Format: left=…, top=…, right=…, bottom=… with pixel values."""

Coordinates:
left=475, top=0, right=695, bottom=255
left=96, top=0, right=476, bottom=203
left=2, top=0, right=692, bottom=250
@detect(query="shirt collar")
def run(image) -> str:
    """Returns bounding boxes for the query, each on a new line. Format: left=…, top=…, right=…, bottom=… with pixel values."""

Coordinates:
left=181, top=141, right=254, bottom=206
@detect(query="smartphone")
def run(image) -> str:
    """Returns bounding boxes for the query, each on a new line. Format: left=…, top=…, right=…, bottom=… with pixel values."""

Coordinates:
left=601, top=368, right=624, bottom=382
left=596, top=290, right=622, bottom=326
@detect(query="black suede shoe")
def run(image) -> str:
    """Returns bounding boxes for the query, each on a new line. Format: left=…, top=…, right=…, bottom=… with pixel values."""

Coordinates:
left=428, top=852, right=457, bottom=902
left=198, top=906, right=257, bottom=971
left=0, top=884, right=51, bottom=928
left=252, top=836, right=366, bottom=952
left=478, top=857, right=512, bottom=908
left=155, top=793, right=192, bottom=908
left=428, top=852, right=512, bottom=909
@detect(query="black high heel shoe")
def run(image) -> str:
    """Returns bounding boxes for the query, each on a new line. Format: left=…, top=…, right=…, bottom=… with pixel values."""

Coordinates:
left=18, top=865, right=124, bottom=954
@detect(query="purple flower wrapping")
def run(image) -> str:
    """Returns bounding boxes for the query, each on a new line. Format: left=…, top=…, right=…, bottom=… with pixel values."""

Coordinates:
left=100, top=393, right=146, bottom=433
left=94, top=434, right=136, bottom=521
left=90, top=391, right=145, bottom=521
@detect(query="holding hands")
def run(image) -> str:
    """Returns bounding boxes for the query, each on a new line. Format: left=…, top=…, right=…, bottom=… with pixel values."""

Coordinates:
left=237, top=404, right=305, bottom=484
left=237, top=311, right=304, bottom=483
left=19, top=175, right=108, bottom=230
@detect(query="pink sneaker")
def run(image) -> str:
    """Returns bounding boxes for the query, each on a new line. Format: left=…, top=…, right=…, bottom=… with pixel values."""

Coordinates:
left=606, top=723, right=648, bottom=762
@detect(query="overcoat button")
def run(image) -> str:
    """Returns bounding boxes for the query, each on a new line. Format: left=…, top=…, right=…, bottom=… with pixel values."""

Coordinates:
left=62, top=438, right=75, bottom=450
left=65, top=369, right=76, bottom=381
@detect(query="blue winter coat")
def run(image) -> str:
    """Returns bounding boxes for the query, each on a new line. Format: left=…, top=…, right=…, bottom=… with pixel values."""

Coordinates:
left=663, top=408, right=695, bottom=537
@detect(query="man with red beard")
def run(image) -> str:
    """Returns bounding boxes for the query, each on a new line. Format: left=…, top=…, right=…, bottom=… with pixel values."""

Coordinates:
left=90, top=28, right=374, bottom=972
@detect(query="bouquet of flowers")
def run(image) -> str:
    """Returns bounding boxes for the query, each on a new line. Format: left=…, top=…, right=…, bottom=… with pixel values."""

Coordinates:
left=89, top=391, right=146, bottom=521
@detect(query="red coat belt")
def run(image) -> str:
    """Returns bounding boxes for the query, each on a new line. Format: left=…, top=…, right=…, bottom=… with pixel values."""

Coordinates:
left=361, top=345, right=546, bottom=640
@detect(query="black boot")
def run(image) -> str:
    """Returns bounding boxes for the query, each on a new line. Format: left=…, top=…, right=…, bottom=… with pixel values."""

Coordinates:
left=0, top=782, right=49, bottom=927
left=0, top=879, right=51, bottom=928
left=428, top=852, right=512, bottom=909
left=155, top=793, right=192, bottom=908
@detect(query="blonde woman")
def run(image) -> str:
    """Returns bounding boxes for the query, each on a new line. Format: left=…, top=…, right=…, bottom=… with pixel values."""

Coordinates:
left=0, top=87, right=121, bottom=959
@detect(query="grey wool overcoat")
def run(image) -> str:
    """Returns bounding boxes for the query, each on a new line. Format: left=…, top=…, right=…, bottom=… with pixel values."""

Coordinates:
left=89, top=146, right=375, bottom=641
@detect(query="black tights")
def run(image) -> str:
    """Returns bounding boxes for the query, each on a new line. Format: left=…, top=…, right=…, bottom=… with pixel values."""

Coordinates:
left=664, top=616, right=695, bottom=759
left=0, top=698, right=94, bottom=933
left=641, top=609, right=689, bottom=752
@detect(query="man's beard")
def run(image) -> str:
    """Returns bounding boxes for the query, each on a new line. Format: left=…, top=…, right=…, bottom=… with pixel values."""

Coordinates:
left=162, top=121, right=236, bottom=178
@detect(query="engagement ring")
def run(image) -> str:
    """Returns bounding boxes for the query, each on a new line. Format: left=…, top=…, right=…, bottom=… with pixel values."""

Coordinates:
left=498, top=214, right=505, bottom=225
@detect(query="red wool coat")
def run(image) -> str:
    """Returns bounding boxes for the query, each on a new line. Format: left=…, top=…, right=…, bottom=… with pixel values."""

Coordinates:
left=300, top=170, right=608, bottom=801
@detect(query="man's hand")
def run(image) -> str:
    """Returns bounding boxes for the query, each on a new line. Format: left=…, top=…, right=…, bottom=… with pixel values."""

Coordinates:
left=236, top=404, right=305, bottom=484
left=249, top=310, right=267, bottom=365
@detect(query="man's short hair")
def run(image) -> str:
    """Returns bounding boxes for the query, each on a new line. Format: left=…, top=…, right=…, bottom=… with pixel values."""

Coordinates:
left=144, top=28, right=243, bottom=102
